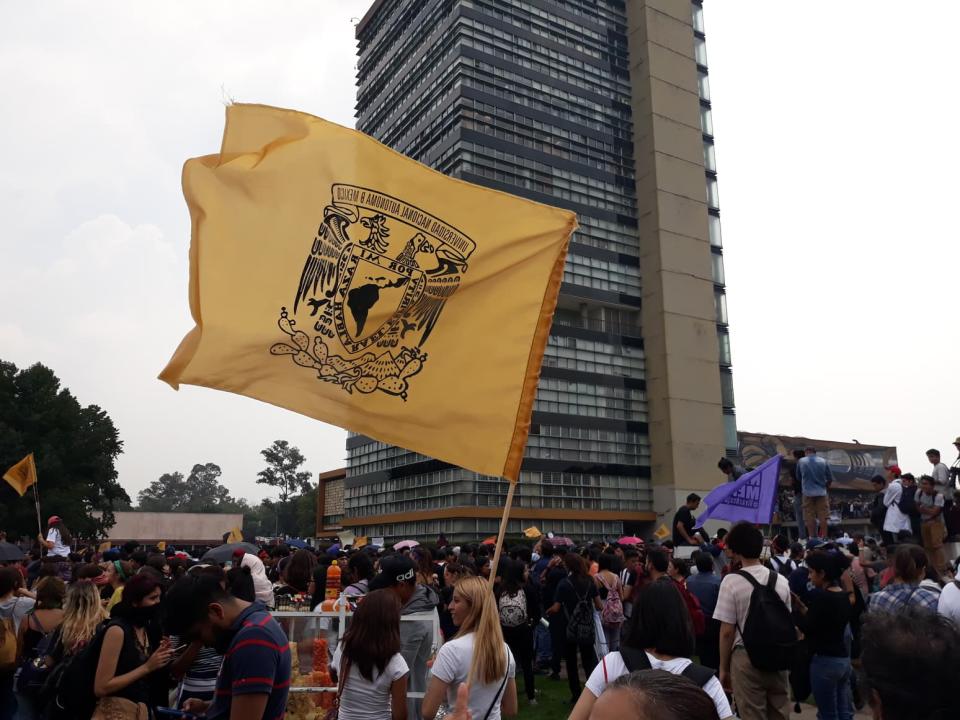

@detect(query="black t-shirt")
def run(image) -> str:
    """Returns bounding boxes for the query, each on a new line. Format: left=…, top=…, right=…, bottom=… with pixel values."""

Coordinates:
left=672, top=506, right=696, bottom=544
left=556, top=576, right=597, bottom=617
left=795, top=589, right=854, bottom=657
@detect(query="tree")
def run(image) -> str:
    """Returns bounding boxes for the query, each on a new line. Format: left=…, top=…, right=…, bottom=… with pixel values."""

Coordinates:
left=257, top=441, right=313, bottom=504
left=0, top=360, right=128, bottom=539
left=137, top=463, right=249, bottom=514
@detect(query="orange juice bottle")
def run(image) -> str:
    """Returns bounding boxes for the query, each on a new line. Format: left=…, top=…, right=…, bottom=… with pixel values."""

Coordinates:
left=325, top=560, right=341, bottom=601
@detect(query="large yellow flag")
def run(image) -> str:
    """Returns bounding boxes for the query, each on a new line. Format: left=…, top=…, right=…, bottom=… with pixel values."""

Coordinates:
left=3, top=453, right=37, bottom=497
left=161, top=104, right=576, bottom=482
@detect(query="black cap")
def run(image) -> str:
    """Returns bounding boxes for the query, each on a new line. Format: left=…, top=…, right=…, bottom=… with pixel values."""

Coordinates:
left=369, top=555, right=416, bottom=591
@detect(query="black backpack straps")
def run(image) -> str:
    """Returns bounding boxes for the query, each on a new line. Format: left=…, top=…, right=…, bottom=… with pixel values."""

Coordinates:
left=681, top=662, right=717, bottom=687
left=766, top=567, right=779, bottom=590
left=619, top=645, right=652, bottom=673
left=736, top=569, right=762, bottom=590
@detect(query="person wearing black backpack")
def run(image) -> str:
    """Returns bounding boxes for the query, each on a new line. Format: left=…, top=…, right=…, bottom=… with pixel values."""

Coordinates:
left=568, top=578, right=733, bottom=720
left=544, top=553, right=601, bottom=704
left=713, top=522, right=795, bottom=720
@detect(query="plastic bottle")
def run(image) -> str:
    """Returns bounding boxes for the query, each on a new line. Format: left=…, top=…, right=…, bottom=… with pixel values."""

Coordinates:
left=325, top=560, right=341, bottom=601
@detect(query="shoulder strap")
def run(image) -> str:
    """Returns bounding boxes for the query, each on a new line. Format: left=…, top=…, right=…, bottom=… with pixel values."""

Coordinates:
left=736, top=569, right=762, bottom=590
left=619, top=645, right=652, bottom=673
left=766, top=568, right=779, bottom=590
left=681, top=662, right=717, bottom=687
left=481, top=656, right=510, bottom=720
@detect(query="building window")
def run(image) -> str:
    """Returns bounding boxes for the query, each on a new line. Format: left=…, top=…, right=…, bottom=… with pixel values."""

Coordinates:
left=711, top=251, right=725, bottom=285
left=714, top=290, right=728, bottom=325
left=720, top=369, right=735, bottom=408
left=692, top=3, right=705, bottom=33
left=708, top=213, right=722, bottom=248
left=703, top=140, right=716, bottom=172
left=695, top=36, right=708, bottom=67
left=723, top=412, right=738, bottom=449
left=706, top=176, right=720, bottom=209
left=698, top=71, right=710, bottom=102
left=718, top=330, right=732, bottom=366
left=700, top=105, right=713, bottom=136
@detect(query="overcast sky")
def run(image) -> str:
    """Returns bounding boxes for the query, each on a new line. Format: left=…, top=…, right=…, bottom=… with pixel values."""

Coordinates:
left=2, top=1, right=957, bottom=506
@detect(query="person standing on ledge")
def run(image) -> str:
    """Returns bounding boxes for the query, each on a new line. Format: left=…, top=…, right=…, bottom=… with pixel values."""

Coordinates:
left=672, top=494, right=702, bottom=546
left=798, top=447, right=833, bottom=539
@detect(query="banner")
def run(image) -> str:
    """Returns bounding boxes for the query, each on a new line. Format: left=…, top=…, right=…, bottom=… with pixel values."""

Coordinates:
left=3, top=453, right=37, bottom=497
left=160, top=104, right=576, bottom=482
left=696, top=455, right=782, bottom=526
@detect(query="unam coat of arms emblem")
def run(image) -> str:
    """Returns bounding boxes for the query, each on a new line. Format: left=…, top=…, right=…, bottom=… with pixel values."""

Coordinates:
left=270, top=184, right=476, bottom=400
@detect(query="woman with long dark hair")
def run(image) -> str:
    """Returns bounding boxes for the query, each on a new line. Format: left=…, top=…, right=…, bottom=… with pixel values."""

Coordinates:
left=496, top=559, right=540, bottom=706
left=275, top=549, right=315, bottom=597
left=92, top=573, right=173, bottom=719
left=337, top=588, right=409, bottom=720
left=545, top=553, right=601, bottom=704
left=568, top=578, right=732, bottom=720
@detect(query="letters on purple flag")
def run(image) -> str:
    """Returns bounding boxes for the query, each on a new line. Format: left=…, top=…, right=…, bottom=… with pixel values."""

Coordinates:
left=696, top=455, right=782, bottom=527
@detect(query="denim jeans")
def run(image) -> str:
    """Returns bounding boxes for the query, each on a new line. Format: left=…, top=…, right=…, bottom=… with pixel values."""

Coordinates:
left=534, top=622, right=552, bottom=665
left=809, top=654, right=853, bottom=720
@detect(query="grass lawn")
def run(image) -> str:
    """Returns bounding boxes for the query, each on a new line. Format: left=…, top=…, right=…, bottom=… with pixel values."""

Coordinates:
left=515, top=673, right=576, bottom=720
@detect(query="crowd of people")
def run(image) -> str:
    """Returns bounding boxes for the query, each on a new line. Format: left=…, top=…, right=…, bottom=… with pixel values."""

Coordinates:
left=1, top=495, right=960, bottom=719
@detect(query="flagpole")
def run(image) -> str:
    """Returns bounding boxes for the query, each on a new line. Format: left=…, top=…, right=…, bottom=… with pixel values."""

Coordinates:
left=32, top=476, right=44, bottom=556
left=488, top=481, right=516, bottom=589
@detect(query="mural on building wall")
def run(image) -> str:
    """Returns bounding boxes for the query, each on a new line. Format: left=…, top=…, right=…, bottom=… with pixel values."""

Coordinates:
left=738, top=432, right=898, bottom=492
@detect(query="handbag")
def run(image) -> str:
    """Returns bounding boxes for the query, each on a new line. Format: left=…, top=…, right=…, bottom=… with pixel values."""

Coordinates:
left=15, top=614, right=58, bottom=696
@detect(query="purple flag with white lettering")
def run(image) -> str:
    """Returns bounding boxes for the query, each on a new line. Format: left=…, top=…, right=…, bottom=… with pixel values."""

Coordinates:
left=695, top=455, right=782, bottom=526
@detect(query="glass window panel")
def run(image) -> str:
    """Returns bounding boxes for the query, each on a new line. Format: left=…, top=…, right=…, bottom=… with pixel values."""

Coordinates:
left=698, top=71, right=711, bottom=101
left=706, top=176, right=720, bottom=208
left=692, top=3, right=705, bottom=33
left=703, top=140, right=716, bottom=171
left=711, top=252, right=725, bottom=285
left=708, top=214, right=722, bottom=248
left=700, top=105, right=713, bottom=136
left=695, top=36, right=708, bottom=66
left=718, top=330, right=732, bottom=366
left=715, top=290, right=728, bottom=325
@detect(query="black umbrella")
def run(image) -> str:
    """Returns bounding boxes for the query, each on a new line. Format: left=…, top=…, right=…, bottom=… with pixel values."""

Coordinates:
left=0, top=541, right=25, bottom=562
left=200, top=542, right=260, bottom=564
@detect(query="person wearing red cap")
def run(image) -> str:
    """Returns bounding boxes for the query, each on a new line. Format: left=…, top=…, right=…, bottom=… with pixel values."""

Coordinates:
left=37, top=515, right=73, bottom=582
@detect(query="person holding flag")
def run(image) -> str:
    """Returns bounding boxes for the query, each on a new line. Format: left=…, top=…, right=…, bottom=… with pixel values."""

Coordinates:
left=37, top=516, right=73, bottom=581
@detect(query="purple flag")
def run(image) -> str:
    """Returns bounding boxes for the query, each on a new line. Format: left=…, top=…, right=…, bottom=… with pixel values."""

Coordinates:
left=696, top=455, right=782, bottom=526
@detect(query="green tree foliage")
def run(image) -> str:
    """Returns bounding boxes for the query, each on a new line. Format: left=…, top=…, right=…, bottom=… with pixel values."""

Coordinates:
left=257, top=440, right=313, bottom=503
left=136, top=463, right=249, bottom=514
left=0, top=360, right=128, bottom=539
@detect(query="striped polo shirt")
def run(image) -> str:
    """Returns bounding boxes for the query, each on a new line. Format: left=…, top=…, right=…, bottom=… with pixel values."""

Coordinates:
left=206, top=602, right=291, bottom=720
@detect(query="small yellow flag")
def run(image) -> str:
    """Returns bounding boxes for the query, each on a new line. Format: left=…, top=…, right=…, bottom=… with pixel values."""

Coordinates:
left=3, top=453, right=37, bottom=497
left=523, top=526, right=542, bottom=539
left=156, top=541, right=166, bottom=552
left=354, top=536, right=368, bottom=549
left=160, top=104, right=576, bottom=482
left=98, top=541, right=112, bottom=553
left=226, top=526, right=243, bottom=544
left=653, top=523, right=671, bottom=541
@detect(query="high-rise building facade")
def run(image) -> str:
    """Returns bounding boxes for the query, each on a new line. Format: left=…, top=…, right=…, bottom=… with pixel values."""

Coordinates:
left=344, top=0, right=734, bottom=541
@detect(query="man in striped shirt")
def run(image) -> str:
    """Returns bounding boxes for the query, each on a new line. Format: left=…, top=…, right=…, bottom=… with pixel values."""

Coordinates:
left=165, top=574, right=291, bottom=720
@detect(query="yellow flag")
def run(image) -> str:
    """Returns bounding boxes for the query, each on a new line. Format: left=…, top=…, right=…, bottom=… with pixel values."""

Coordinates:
left=354, top=536, right=368, bottom=549
left=156, top=541, right=166, bottom=552
left=98, top=541, right=112, bottom=553
left=3, top=453, right=37, bottom=497
left=653, top=524, right=670, bottom=541
left=227, top=527, right=243, bottom=544
left=160, top=104, right=576, bottom=481
left=523, top=526, right=542, bottom=539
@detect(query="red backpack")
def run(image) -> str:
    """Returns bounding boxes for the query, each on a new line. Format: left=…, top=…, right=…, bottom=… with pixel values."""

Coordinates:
left=674, top=579, right=706, bottom=636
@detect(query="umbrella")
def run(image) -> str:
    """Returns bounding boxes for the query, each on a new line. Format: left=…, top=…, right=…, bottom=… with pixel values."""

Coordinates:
left=201, top=542, right=260, bottom=564
left=0, top=542, right=24, bottom=562
left=550, top=536, right=573, bottom=547
left=393, top=540, right=419, bottom=551
left=617, top=536, right=644, bottom=546
left=286, top=538, right=308, bottom=549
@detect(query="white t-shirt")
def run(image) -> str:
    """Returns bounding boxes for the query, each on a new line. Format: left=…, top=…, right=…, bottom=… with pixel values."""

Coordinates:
left=937, top=582, right=960, bottom=627
left=932, top=462, right=953, bottom=499
left=883, top=480, right=912, bottom=534
left=431, top=633, right=515, bottom=720
left=713, top=564, right=791, bottom=647
left=46, top=528, right=69, bottom=558
left=338, top=652, right=408, bottom=720
left=585, top=651, right=732, bottom=720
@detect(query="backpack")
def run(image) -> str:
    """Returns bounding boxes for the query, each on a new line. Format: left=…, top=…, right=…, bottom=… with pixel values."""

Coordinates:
left=44, top=620, right=111, bottom=720
left=674, top=580, right=706, bottom=637
left=0, top=598, right=22, bottom=672
left=869, top=495, right=887, bottom=531
left=619, top=644, right=716, bottom=685
left=15, top=613, right=59, bottom=697
left=498, top=590, right=528, bottom=628
left=598, top=574, right=625, bottom=627
left=770, top=555, right=796, bottom=579
left=898, top=488, right=919, bottom=519
left=563, top=580, right=595, bottom=644
left=736, top=569, right=797, bottom=672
